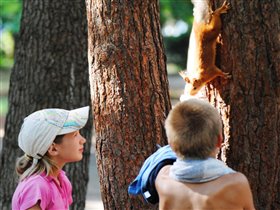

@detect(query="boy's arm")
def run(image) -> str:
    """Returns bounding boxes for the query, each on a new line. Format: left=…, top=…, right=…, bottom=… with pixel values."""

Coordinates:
left=236, top=173, right=255, bottom=210
left=243, top=180, right=255, bottom=210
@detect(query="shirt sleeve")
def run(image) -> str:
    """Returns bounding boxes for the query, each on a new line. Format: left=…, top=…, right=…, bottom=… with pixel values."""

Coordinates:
left=17, top=177, right=51, bottom=210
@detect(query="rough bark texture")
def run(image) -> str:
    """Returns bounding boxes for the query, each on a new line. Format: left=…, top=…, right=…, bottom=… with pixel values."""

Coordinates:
left=86, top=0, right=171, bottom=209
left=205, top=1, right=280, bottom=209
left=0, top=1, right=92, bottom=209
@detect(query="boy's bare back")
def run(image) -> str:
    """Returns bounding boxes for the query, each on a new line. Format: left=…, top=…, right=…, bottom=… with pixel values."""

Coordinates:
left=156, top=165, right=255, bottom=210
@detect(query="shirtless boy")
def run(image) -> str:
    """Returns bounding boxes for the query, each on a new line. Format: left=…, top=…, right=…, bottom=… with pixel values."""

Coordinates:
left=155, top=99, right=255, bottom=210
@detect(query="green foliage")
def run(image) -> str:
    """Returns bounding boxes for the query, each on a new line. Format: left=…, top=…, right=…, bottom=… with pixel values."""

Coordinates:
left=0, top=0, right=22, bottom=33
left=164, top=32, right=189, bottom=69
left=0, top=0, right=194, bottom=71
left=0, top=0, right=22, bottom=69
left=160, top=0, right=193, bottom=26
left=0, top=30, right=15, bottom=68
left=0, top=96, right=8, bottom=116
left=0, top=71, right=9, bottom=116
left=160, top=0, right=194, bottom=70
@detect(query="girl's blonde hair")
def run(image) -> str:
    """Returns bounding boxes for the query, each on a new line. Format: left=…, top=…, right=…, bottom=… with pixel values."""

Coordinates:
left=15, top=135, right=64, bottom=181
left=165, top=99, right=222, bottom=159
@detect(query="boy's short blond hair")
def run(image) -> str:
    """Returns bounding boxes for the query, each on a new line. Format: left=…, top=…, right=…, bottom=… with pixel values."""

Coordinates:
left=165, top=99, right=222, bottom=159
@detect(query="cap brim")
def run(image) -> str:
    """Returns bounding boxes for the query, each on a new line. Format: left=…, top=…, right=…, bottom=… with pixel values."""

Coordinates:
left=58, top=106, right=89, bottom=135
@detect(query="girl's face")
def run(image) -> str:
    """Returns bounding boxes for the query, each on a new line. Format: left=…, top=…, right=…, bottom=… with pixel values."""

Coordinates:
left=54, top=130, right=86, bottom=166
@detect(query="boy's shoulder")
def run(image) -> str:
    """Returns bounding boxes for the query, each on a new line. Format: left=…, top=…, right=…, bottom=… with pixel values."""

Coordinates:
left=156, top=166, right=250, bottom=199
left=218, top=172, right=250, bottom=187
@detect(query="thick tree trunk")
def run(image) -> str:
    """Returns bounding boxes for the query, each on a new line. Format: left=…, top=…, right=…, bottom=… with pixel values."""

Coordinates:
left=205, top=1, right=279, bottom=209
left=0, top=1, right=92, bottom=209
left=86, top=0, right=171, bottom=209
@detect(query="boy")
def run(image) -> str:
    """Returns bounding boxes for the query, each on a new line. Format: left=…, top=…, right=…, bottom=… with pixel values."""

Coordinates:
left=156, top=99, right=255, bottom=209
left=129, top=99, right=255, bottom=210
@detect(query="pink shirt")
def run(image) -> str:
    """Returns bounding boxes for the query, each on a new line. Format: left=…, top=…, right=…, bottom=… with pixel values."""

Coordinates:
left=12, top=170, right=72, bottom=210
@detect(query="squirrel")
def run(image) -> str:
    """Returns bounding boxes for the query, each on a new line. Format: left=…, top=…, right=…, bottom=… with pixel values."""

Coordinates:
left=179, top=0, right=231, bottom=96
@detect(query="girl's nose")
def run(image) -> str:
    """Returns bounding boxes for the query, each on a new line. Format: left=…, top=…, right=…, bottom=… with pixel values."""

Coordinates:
left=80, top=136, right=86, bottom=144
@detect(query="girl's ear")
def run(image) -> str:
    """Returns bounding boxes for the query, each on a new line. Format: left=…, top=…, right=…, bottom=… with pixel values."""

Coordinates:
left=47, top=143, right=59, bottom=157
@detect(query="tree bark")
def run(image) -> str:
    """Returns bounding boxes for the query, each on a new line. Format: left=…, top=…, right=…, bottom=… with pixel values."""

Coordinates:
left=86, top=0, right=171, bottom=209
left=206, top=1, right=280, bottom=209
left=0, top=1, right=92, bottom=209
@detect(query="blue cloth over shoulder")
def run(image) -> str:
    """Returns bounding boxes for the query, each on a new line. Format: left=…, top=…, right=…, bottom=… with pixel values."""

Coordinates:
left=128, top=144, right=236, bottom=204
left=128, top=145, right=176, bottom=204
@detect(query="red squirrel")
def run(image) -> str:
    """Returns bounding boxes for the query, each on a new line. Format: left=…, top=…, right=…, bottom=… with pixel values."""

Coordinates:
left=180, top=0, right=231, bottom=96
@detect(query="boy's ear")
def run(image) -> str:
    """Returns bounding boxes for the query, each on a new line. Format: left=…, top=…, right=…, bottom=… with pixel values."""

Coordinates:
left=216, top=133, right=223, bottom=148
left=47, top=143, right=59, bottom=157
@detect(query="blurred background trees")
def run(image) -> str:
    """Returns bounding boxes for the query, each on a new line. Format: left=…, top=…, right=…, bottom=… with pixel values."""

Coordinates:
left=0, top=0, right=21, bottom=69
left=0, top=0, right=22, bottom=116
left=0, top=0, right=193, bottom=116
left=0, top=0, right=193, bottom=71
left=160, top=1, right=193, bottom=71
left=0, top=1, right=193, bottom=71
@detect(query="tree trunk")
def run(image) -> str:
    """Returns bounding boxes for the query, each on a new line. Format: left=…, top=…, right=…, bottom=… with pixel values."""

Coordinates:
left=86, top=0, right=171, bottom=209
left=0, top=1, right=92, bottom=209
left=205, top=1, right=280, bottom=209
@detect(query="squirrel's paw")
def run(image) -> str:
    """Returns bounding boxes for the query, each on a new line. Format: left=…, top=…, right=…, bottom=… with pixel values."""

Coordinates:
left=222, top=72, right=231, bottom=79
left=179, top=71, right=191, bottom=83
left=220, top=1, right=231, bottom=13
left=217, top=34, right=223, bottom=44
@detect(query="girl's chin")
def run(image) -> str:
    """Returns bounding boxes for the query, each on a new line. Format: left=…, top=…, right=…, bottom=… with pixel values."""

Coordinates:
left=70, top=156, right=83, bottom=163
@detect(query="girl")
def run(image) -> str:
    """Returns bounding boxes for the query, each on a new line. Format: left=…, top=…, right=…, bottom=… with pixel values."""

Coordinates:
left=12, top=106, right=89, bottom=210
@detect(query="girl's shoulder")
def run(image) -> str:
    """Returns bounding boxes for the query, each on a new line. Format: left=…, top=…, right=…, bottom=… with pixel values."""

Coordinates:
left=22, top=172, right=52, bottom=186
left=12, top=173, right=52, bottom=209
left=16, top=173, right=52, bottom=196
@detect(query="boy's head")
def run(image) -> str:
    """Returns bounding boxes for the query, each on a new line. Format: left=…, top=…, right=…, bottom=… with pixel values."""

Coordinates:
left=165, top=99, right=222, bottom=159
